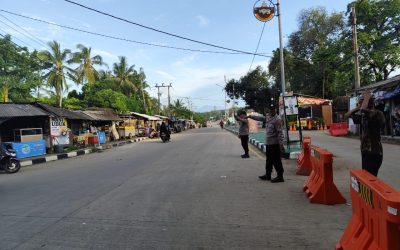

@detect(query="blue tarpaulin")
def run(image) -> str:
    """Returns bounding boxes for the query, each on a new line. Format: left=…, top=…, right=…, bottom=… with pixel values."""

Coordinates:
left=98, top=132, right=106, bottom=144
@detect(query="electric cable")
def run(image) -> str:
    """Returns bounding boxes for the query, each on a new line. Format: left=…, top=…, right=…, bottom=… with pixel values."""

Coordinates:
left=0, top=9, right=269, bottom=57
left=63, top=0, right=268, bottom=57
left=248, top=22, right=267, bottom=73
left=0, top=26, right=32, bottom=48
left=0, top=13, right=48, bottom=48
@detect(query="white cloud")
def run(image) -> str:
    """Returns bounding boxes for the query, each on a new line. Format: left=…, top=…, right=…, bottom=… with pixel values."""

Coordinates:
left=195, top=15, right=210, bottom=27
left=92, top=49, right=118, bottom=60
left=155, top=70, right=176, bottom=81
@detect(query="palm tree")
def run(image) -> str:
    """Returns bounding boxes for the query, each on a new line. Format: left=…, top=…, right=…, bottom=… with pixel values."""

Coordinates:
left=38, top=40, right=72, bottom=107
left=112, top=56, right=136, bottom=96
left=68, top=44, right=105, bottom=85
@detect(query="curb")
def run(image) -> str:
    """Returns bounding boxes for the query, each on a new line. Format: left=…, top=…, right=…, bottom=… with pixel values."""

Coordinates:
left=20, top=137, right=148, bottom=167
left=224, top=127, right=299, bottom=159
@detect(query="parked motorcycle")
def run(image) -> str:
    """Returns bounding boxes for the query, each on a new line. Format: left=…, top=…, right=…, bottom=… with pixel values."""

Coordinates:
left=0, top=144, right=21, bottom=174
left=160, top=132, right=170, bottom=143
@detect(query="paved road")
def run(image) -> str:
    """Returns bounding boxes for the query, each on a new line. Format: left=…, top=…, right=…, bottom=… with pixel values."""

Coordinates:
left=302, top=131, right=400, bottom=190
left=0, top=128, right=350, bottom=249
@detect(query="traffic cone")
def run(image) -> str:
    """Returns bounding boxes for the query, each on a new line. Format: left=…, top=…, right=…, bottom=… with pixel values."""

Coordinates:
left=308, top=120, right=312, bottom=130
left=293, top=124, right=297, bottom=131
left=324, top=124, right=328, bottom=130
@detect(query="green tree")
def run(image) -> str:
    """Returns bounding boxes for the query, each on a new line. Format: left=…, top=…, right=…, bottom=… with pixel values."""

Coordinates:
left=0, top=35, right=44, bottom=102
left=68, top=44, right=105, bottom=85
left=286, top=7, right=345, bottom=98
left=348, top=0, right=400, bottom=83
left=38, top=40, right=72, bottom=107
left=225, top=66, right=275, bottom=113
left=112, top=56, right=137, bottom=96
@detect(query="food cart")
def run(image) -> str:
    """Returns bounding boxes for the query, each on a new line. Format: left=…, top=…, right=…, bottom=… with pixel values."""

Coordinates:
left=4, top=128, right=46, bottom=159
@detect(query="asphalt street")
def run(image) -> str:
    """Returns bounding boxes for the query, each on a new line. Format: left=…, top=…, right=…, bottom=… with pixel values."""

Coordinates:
left=1, top=128, right=351, bottom=249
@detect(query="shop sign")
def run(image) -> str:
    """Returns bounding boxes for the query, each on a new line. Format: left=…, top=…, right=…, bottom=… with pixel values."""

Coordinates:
left=50, top=117, right=68, bottom=136
left=253, top=0, right=275, bottom=22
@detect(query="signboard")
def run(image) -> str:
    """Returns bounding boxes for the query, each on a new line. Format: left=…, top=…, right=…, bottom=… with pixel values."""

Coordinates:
left=6, top=140, right=46, bottom=159
left=284, top=96, right=299, bottom=115
left=50, top=117, right=68, bottom=136
left=253, top=0, right=275, bottom=22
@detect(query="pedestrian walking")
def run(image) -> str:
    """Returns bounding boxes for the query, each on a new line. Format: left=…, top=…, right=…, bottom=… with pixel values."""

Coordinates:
left=248, top=104, right=285, bottom=183
left=345, top=91, right=385, bottom=176
left=234, top=110, right=250, bottom=158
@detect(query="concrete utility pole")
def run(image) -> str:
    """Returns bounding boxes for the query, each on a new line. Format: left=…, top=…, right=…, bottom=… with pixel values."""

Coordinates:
left=277, top=0, right=286, bottom=96
left=352, top=6, right=361, bottom=94
left=217, top=82, right=227, bottom=119
left=155, top=83, right=173, bottom=114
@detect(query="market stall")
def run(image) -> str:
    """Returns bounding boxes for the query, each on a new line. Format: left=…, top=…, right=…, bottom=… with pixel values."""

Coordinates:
left=0, top=103, right=49, bottom=158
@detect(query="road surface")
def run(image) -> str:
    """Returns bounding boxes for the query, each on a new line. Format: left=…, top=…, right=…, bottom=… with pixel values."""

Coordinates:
left=1, top=128, right=350, bottom=249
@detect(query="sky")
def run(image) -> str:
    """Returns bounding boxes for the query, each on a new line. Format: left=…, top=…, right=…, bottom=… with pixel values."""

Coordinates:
left=0, top=0, right=352, bottom=112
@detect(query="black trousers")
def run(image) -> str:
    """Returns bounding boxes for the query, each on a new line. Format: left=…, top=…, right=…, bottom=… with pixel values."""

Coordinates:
left=362, top=153, right=383, bottom=177
left=265, top=144, right=284, bottom=176
left=240, top=135, right=249, bottom=155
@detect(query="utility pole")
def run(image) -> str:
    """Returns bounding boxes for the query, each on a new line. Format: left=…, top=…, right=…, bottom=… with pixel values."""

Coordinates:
left=155, top=83, right=173, bottom=114
left=277, top=0, right=286, bottom=96
left=352, top=6, right=361, bottom=94
left=141, top=78, right=146, bottom=113
left=155, top=84, right=162, bottom=114
left=167, top=83, right=172, bottom=108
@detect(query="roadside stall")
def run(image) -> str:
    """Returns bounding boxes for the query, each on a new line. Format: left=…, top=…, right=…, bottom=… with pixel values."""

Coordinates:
left=83, top=108, right=122, bottom=144
left=117, top=114, right=137, bottom=139
left=296, top=96, right=332, bottom=130
left=0, top=103, right=49, bottom=159
left=130, top=112, right=161, bottom=136
left=35, top=103, right=94, bottom=152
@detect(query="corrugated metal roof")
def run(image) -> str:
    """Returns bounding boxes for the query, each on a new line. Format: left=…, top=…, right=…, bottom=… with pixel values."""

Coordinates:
left=359, top=75, right=400, bottom=91
left=35, top=103, right=92, bottom=120
left=83, top=108, right=121, bottom=121
left=0, top=103, right=50, bottom=118
left=131, top=112, right=161, bottom=121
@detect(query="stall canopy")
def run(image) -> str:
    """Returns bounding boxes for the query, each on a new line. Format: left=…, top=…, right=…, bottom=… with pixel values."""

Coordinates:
left=131, top=112, right=161, bottom=121
left=0, top=103, right=50, bottom=118
left=154, top=115, right=169, bottom=120
left=0, top=103, right=50, bottom=125
left=83, top=108, right=121, bottom=121
left=297, top=97, right=332, bottom=106
left=35, top=103, right=93, bottom=121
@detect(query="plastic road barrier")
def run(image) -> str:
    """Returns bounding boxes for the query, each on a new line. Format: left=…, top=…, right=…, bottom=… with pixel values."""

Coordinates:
left=296, top=136, right=312, bottom=176
left=336, top=169, right=400, bottom=250
left=303, top=145, right=346, bottom=205
left=329, top=122, right=349, bottom=136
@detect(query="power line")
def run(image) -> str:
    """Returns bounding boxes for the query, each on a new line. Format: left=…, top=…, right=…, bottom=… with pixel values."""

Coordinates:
left=63, top=0, right=269, bottom=57
left=0, top=13, right=48, bottom=48
left=0, top=26, right=32, bottom=48
left=248, top=22, right=267, bottom=72
left=0, top=9, right=269, bottom=57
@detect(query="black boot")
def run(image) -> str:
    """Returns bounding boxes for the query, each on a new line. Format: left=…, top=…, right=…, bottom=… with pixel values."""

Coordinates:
left=271, top=175, right=284, bottom=183
left=259, top=173, right=271, bottom=181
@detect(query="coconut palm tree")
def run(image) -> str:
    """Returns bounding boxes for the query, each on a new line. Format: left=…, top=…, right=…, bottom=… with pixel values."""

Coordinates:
left=112, top=56, right=137, bottom=96
left=38, top=40, right=72, bottom=107
left=68, top=44, right=105, bottom=85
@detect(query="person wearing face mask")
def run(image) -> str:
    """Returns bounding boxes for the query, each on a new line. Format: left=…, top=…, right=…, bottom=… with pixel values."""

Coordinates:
left=247, top=104, right=285, bottom=183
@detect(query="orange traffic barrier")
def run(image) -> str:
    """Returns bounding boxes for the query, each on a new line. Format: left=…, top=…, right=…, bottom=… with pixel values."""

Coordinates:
left=336, top=169, right=400, bottom=250
left=296, top=136, right=312, bottom=176
left=303, top=145, right=346, bottom=205
left=329, top=122, right=349, bottom=136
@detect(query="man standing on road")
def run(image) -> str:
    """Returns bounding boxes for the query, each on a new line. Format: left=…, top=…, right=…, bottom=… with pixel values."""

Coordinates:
left=234, top=110, right=250, bottom=158
left=345, top=91, right=385, bottom=176
left=248, top=104, right=285, bottom=183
